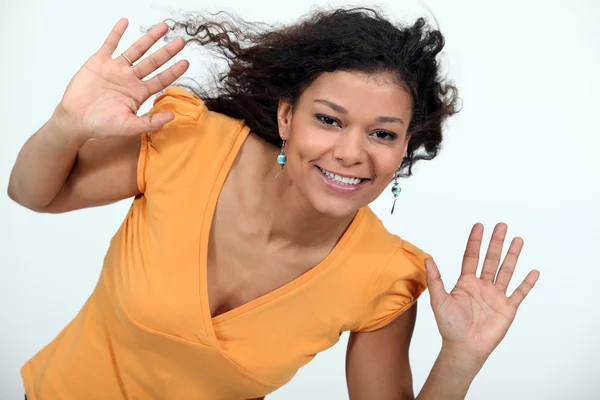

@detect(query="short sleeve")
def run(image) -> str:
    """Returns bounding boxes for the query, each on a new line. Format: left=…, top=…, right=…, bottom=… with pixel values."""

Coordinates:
left=137, top=86, right=207, bottom=193
left=354, top=240, right=430, bottom=333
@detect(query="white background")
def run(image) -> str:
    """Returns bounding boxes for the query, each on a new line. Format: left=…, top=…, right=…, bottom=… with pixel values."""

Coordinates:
left=1, top=0, right=599, bottom=399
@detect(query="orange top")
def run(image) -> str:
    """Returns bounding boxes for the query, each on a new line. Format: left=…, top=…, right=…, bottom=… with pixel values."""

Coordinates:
left=21, top=87, right=429, bottom=399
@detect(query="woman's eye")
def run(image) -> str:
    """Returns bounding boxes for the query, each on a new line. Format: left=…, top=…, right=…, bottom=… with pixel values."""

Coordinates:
left=315, top=114, right=396, bottom=141
left=371, top=130, right=397, bottom=141
left=316, top=114, right=340, bottom=127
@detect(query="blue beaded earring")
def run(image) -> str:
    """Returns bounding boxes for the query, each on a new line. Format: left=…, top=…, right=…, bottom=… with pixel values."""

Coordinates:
left=390, top=170, right=402, bottom=215
left=273, top=140, right=286, bottom=180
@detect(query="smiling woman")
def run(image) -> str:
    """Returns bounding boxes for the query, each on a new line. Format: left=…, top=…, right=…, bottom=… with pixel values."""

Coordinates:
left=8, top=5, right=539, bottom=400
left=275, top=70, right=415, bottom=217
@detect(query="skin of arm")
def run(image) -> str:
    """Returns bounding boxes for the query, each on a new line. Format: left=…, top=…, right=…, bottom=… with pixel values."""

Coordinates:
left=346, top=303, right=481, bottom=400
left=7, top=110, right=141, bottom=213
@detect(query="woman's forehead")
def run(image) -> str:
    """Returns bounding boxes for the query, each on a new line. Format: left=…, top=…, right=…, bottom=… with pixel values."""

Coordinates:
left=300, top=71, right=413, bottom=118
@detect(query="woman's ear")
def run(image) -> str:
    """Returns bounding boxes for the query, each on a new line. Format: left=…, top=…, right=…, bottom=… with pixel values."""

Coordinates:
left=277, top=99, right=293, bottom=141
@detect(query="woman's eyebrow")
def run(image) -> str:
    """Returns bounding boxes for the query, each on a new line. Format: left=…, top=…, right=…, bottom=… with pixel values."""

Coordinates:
left=314, top=99, right=405, bottom=126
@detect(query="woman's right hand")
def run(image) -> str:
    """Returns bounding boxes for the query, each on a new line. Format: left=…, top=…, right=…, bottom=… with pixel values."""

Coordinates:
left=54, top=18, right=189, bottom=141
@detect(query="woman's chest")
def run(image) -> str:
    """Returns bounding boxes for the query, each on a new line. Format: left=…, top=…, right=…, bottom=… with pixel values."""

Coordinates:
left=112, top=198, right=373, bottom=387
left=206, top=212, right=325, bottom=320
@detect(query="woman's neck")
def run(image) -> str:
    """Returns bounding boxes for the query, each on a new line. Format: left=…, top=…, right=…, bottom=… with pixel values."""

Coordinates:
left=264, top=169, right=355, bottom=248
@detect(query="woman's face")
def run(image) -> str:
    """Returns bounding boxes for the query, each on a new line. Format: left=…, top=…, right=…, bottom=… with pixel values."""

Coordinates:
left=277, top=70, right=413, bottom=218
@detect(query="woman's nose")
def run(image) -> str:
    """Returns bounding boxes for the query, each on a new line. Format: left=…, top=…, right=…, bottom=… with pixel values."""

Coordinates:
left=332, top=129, right=366, bottom=167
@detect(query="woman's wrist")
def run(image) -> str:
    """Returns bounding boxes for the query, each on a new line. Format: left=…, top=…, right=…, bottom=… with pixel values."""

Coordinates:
left=438, top=343, right=486, bottom=377
left=416, top=346, right=483, bottom=400
left=51, top=105, right=94, bottom=144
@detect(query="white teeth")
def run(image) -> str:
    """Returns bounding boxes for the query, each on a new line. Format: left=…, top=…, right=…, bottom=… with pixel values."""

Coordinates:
left=319, top=167, right=364, bottom=185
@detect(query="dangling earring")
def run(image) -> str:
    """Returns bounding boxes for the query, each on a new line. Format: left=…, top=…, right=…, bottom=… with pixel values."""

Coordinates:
left=273, top=140, right=286, bottom=180
left=390, top=170, right=402, bottom=215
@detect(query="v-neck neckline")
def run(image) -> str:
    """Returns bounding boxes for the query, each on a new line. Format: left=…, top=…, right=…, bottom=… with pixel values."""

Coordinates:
left=197, top=123, right=366, bottom=349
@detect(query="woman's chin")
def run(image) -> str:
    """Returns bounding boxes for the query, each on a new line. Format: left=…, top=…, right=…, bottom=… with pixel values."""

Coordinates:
left=309, top=197, right=363, bottom=219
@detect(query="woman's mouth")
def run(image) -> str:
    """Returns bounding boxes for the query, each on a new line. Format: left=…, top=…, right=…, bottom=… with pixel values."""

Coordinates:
left=316, top=166, right=370, bottom=193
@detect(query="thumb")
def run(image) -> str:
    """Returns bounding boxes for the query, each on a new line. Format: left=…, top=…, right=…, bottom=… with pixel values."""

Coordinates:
left=425, top=258, right=448, bottom=309
left=126, top=111, right=175, bottom=135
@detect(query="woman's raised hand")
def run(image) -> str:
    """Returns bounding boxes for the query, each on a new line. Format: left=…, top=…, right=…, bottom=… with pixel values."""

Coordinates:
left=425, top=223, right=540, bottom=368
left=54, top=18, right=189, bottom=140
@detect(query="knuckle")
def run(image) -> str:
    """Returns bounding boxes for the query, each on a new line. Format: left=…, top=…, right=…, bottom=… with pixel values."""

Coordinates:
left=149, top=57, right=160, bottom=70
left=485, top=253, right=501, bottom=262
left=481, top=270, right=496, bottom=279
left=131, top=42, right=144, bottom=56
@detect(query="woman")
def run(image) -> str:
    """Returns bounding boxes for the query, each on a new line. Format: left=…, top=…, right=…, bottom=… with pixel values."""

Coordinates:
left=8, top=7, right=539, bottom=400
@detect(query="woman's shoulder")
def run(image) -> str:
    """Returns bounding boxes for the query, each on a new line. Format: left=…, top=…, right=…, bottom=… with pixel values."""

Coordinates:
left=149, top=86, right=207, bottom=120
left=152, top=86, right=250, bottom=137
left=139, top=86, right=250, bottom=193
left=356, top=207, right=430, bottom=269
left=347, top=209, right=429, bottom=333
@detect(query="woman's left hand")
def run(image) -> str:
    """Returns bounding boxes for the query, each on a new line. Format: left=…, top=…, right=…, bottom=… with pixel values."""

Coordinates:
left=425, top=222, right=540, bottom=368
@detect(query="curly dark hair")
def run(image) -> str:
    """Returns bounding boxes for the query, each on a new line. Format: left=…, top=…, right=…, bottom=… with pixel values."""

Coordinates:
left=160, top=6, right=460, bottom=177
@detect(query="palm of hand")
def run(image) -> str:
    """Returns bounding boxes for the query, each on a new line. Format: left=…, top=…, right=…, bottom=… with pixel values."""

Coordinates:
left=54, top=19, right=189, bottom=139
left=61, top=61, right=143, bottom=137
left=426, top=223, right=539, bottom=362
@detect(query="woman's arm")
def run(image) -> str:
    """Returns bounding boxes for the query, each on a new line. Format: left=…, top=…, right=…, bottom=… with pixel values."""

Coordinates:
left=345, top=304, right=417, bottom=400
left=7, top=114, right=141, bottom=213
left=7, top=113, right=89, bottom=211
left=347, top=222, right=539, bottom=399
left=346, top=304, right=480, bottom=400
left=7, top=18, right=188, bottom=213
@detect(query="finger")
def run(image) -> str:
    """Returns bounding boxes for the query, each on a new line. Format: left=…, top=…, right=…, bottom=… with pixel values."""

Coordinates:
left=98, top=18, right=129, bottom=58
left=480, top=222, right=508, bottom=282
left=133, top=37, right=186, bottom=79
left=508, top=270, right=540, bottom=308
left=424, top=258, right=449, bottom=309
left=143, top=59, right=190, bottom=95
left=123, top=111, right=175, bottom=135
left=118, top=22, right=170, bottom=67
left=461, top=223, right=483, bottom=277
left=494, top=237, right=523, bottom=293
